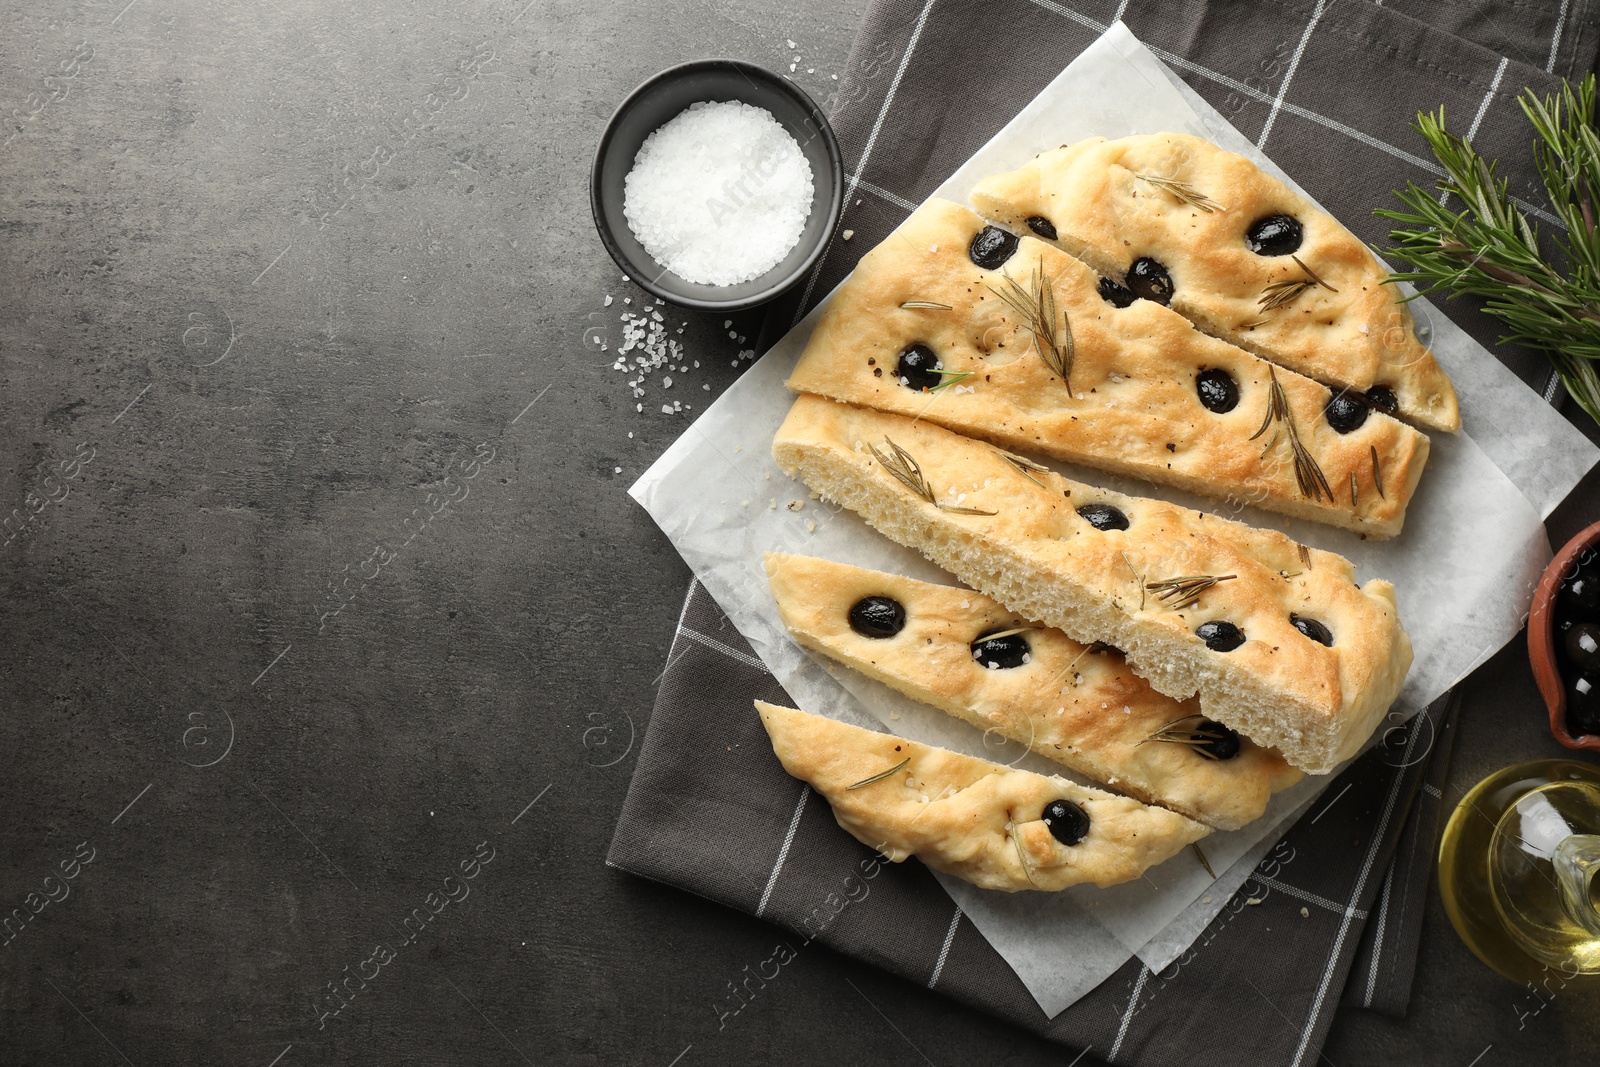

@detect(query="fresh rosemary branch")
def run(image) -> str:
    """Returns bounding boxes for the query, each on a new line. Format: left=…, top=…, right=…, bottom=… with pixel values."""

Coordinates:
left=1378, top=74, right=1600, bottom=423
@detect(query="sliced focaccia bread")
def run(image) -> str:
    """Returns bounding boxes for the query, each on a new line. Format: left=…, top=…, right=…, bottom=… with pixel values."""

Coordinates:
left=772, top=395, right=1413, bottom=774
left=787, top=198, right=1428, bottom=538
left=764, top=552, right=1301, bottom=829
left=969, top=133, right=1460, bottom=433
left=755, top=700, right=1209, bottom=891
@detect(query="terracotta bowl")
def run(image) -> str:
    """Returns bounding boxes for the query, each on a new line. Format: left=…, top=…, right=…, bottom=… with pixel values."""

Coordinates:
left=1528, top=519, right=1600, bottom=750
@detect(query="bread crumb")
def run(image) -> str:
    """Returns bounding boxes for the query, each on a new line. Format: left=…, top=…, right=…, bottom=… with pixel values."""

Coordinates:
left=842, top=229, right=855, bottom=241
left=1246, top=897, right=1263, bottom=906
left=806, top=519, right=817, bottom=533
left=786, top=499, right=804, bottom=512
left=1300, top=907, right=1310, bottom=918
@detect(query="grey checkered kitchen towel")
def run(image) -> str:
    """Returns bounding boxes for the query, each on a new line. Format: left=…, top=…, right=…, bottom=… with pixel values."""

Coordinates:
left=613, top=1, right=1595, bottom=1063
left=611, top=582, right=1458, bottom=1065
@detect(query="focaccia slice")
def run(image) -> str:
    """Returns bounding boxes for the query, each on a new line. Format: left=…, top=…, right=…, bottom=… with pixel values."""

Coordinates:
left=764, top=552, right=1301, bottom=829
left=755, top=700, right=1209, bottom=892
left=788, top=198, right=1428, bottom=538
left=772, top=395, right=1413, bottom=774
left=969, top=133, right=1460, bottom=433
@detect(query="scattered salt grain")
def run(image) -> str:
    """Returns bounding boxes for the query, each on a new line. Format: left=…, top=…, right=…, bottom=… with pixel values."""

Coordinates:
left=623, top=101, right=814, bottom=285
left=604, top=295, right=613, bottom=306
left=786, top=38, right=795, bottom=48
left=613, top=467, right=622, bottom=474
left=842, top=229, right=854, bottom=240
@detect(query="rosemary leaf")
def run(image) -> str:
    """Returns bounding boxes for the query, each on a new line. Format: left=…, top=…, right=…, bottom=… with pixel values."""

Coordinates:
left=1137, top=173, right=1225, bottom=213
left=929, top=369, right=974, bottom=392
left=1144, top=573, right=1238, bottom=611
left=869, top=437, right=998, bottom=516
left=1371, top=445, right=1386, bottom=500
left=847, top=757, right=910, bottom=790
left=989, top=265, right=1075, bottom=388
left=1251, top=368, right=1333, bottom=502
left=995, top=447, right=1051, bottom=488
left=900, top=300, right=954, bottom=310
left=1137, top=714, right=1234, bottom=760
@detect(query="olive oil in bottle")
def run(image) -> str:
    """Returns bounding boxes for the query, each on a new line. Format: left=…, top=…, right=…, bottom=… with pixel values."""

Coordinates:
left=1439, top=760, right=1600, bottom=983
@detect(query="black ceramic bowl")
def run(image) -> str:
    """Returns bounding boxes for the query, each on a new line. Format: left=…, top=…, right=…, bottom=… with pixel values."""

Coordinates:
left=591, top=59, right=844, bottom=312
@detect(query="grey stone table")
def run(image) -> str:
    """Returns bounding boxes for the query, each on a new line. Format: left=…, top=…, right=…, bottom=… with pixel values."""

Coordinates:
left=1, top=2, right=1597, bottom=1064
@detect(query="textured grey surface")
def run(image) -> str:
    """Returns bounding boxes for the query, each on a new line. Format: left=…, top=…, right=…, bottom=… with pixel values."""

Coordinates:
left=0, top=1, right=1597, bottom=1064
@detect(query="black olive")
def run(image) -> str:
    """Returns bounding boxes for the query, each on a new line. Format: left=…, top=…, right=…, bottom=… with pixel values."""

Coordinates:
left=1560, top=566, right=1600, bottom=614
left=1126, top=257, right=1174, bottom=305
left=1195, top=368, right=1239, bottom=413
left=1565, top=622, right=1600, bottom=674
left=1325, top=391, right=1370, bottom=434
left=971, top=630, right=1030, bottom=669
left=1365, top=385, right=1400, bottom=414
left=1041, top=799, right=1090, bottom=846
left=1076, top=503, right=1129, bottom=531
left=895, top=344, right=943, bottom=392
left=1098, top=276, right=1137, bottom=308
left=1025, top=215, right=1058, bottom=240
left=1569, top=675, right=1600, bottom=736
left=1245, top=214, right=1303, bottom=256
left=848, top=595, right=905, bottom=639
left=1193, top=719, right=1241, bottom=760
left=969, top=225, right=1019, bottom=269
left=1290, top=614, right=1333, bottom=647
left=1195, top=620, right=1246, bottom=651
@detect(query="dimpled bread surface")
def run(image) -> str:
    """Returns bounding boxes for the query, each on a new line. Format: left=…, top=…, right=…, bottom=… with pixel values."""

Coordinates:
left=764, top=552, right=1301, bottom=829
left=772, top=395, right=1413, bottom=774
left=756, top=701, right=1209, bottom=892
left=787, top=198, right=1429, bottom=538
left=969, top=133, right=1460, bottom=433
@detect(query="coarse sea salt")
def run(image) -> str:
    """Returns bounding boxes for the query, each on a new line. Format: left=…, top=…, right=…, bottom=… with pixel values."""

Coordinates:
left=622, top=101, right=813, bottom=286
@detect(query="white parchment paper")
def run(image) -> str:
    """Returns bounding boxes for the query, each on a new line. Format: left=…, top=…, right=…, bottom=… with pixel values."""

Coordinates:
left=629, top=24, right=1600, bottom=1017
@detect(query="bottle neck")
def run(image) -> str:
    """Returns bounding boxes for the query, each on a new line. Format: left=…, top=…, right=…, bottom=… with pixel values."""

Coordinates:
left=1554, top=834, right=1600, bottom=938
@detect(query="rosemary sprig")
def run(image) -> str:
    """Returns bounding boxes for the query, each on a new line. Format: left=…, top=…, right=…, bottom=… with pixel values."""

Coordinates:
left=1378, top=75, right=1600, bottom=424
left=900, top=300, right=954, bottom=310
left=988, top=265, right=1075, bottom=388
left=870, top=437, right=998, bottom=516
left=1258, top=254, right=1340, bottom=312
left=1137, top=172, right=1225, bottom=213
left=1144, top=573, right=1238, bottom=611
left=995, top=447, right=1050, bottom=488
left=847, top=757, right=910, bottom=790
left=1250, top=368, right=1334, bottom=502
left=1138, top=714, right=1235, bottom=760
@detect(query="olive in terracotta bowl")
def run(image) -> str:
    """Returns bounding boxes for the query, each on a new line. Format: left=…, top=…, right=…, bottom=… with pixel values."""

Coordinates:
left=1528, top=518, right=1600, bottom=750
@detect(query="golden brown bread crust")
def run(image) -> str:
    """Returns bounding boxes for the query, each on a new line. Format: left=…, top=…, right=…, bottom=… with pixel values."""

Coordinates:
left=772, top=395, right=1413, bottom=774
left=787, top=198, right=1429, bottom=538
left=764, top=552, right=1301, bottom=829
left=969, top=133, right=1460, bottom=433
left=755, top=700, right=1209, bottom=891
